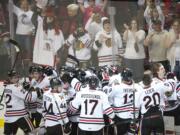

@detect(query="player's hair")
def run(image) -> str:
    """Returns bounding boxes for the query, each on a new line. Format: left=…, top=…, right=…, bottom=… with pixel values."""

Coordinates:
left=143, top=74, right=152, bottom=86
left=152, top=63, right=162, bottom=77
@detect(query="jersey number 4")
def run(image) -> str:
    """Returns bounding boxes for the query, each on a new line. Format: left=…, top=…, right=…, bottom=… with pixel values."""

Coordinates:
left=84, top=99, right=98, bottom=115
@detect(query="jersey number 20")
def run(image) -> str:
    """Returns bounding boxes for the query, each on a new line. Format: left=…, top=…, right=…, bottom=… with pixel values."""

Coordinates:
left=143, top=92, right=160, bottom=109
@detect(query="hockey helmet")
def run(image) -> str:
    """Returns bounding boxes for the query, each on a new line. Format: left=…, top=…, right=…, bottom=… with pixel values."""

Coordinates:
left=29, top=65, right=36, bottom=74
left=31, top=65, right=43, bottom=73
left=50, top=77, right=62, bottom=88
left=89, top=76, right=99, bottom=89
left=121, top=68, right=133, bottom=82
left=44, top=66, right=53, bottom=76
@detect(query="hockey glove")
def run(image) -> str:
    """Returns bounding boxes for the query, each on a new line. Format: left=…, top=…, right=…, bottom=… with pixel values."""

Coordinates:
left=95, top=40, right=102, bottom=48
left=23, top=81, right=30, bottom=90
left=165, top=91, right=173, bottom=97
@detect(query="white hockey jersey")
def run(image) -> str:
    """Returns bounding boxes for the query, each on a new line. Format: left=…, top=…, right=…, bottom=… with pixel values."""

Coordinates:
left=163, top=79, right=178, bottom=111
left=109, top=73, right=121, bottom=86
left=69, top=89, right=115, bottom=131
left=93, top=30, right=123, bottom=66
left=109, top=82, right=142, bottom=119
left=65, top=33, right=92, bottom=66
left=64, top=87, right=80, bottom=123
left=28, top=76, right=51, bottom=113
left=176, top=82, right=180, bottom=100
left=137, top=83, right=166, bottom=114
left=71, top=78, right=88, bottom=92
left=43, top=91, right=69, bottom=127
left=4, top=84, right=37, bottom=123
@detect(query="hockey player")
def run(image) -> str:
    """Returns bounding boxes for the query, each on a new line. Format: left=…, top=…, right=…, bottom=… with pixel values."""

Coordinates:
left=94, top=18, right=123, bottom=66
left=164, top=72, right=178, bottom=112
left=137, top=74, right=166, bottom=135
left=3, top=70, right=41, bottom=135
left=152, top=63, right=166, bottom=84
left=109, top=68, right=142, bottom=135
left=61, top=73, right=79, bottom=135
left=175, top=74, right=180, bottom=131
left=163, top=72, right=180, bottom=131
left=43, top=77, right=70, bottom=135
left=69, top=75, right=115, bottom=135
left=28, top=65, right=51, bottom=128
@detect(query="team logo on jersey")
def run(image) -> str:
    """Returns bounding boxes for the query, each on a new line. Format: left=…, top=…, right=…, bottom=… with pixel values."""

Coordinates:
left=75, top=40, right=85, bottom=50
left=105, top=38, right=112, bottom=48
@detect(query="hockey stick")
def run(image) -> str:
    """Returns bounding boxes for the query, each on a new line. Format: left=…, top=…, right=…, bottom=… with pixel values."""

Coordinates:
left=9, top=39, right=21, bottom=70
left=132, top=80, right=137, bottom=135
left=51, top=93, right=71, bottom=135
left=67, top=54, right=80, bottom=67
left=0, top=39, right=21, bottom=110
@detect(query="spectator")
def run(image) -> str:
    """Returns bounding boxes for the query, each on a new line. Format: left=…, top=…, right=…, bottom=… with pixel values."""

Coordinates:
left=65, top=26, right=93, bottom=68
left=144, top=0, right=164, bottom=33
left=78, top=0, right=108, bottom=11
left=94, top=18, right=123, bottom=66
left=12, top=0, right=34, bottom=75
left=85, top=12, right=102, bottom=40
left=13, top=0, right=34, bottom=57
left=33, top=6, right=64, bottom=67
left=85, top=12, right=102, bottom=67
left=166, top=20, right=180, bottom=72
left=79, top=0, right=106, bottom=27
left=144, top=19, right=170, bottom=72
left=123, top=18, right=146, bottom=82
left=59, top=3, right=82, bottom=39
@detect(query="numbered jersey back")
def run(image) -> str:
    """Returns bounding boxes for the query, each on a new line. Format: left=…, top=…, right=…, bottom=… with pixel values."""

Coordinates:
left=139, top=84, right=165, bottom=114
left=71, top=89, right=114, bottom=131
left=4, top=84, right=29, bottom=123
left=109, top=83, right=141, bottom=119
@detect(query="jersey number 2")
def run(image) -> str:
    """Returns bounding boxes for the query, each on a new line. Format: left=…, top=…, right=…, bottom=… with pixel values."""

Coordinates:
left=6, top=94, right=12, bottom=108
left=84, top=99, right=98, bottom=115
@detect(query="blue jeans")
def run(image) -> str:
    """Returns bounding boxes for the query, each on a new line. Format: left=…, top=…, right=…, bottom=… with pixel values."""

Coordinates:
left=16, top=34, right=33, bottom=59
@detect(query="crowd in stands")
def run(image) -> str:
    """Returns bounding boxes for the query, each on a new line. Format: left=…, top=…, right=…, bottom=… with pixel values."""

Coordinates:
left=0, top=1, right=180, bottom=135
left=0, top=0, right=179, bottom=82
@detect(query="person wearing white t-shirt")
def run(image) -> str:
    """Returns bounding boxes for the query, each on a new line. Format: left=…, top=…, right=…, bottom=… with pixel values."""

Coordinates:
left=123, top=18, right=146, bottom=82
left=13, top=0, right=34, bottom=54
left=12, top=0, right=34, bottom=75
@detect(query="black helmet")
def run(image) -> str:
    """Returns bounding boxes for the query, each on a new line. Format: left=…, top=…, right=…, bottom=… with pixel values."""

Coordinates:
left=8, top=70, right=18, bottom=77
left=121, top=68, right=133, bottom=82
left=61, top=73, right=72, bottom=84
left=50, top=77, right=62, bottom=88
left=31, top=65, right=43, bottom=73
left=29, top=65, right=36, bottom=73
left=89, top=76, right=99, bottom=89
left=44, top=66, right=53, bottom=76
